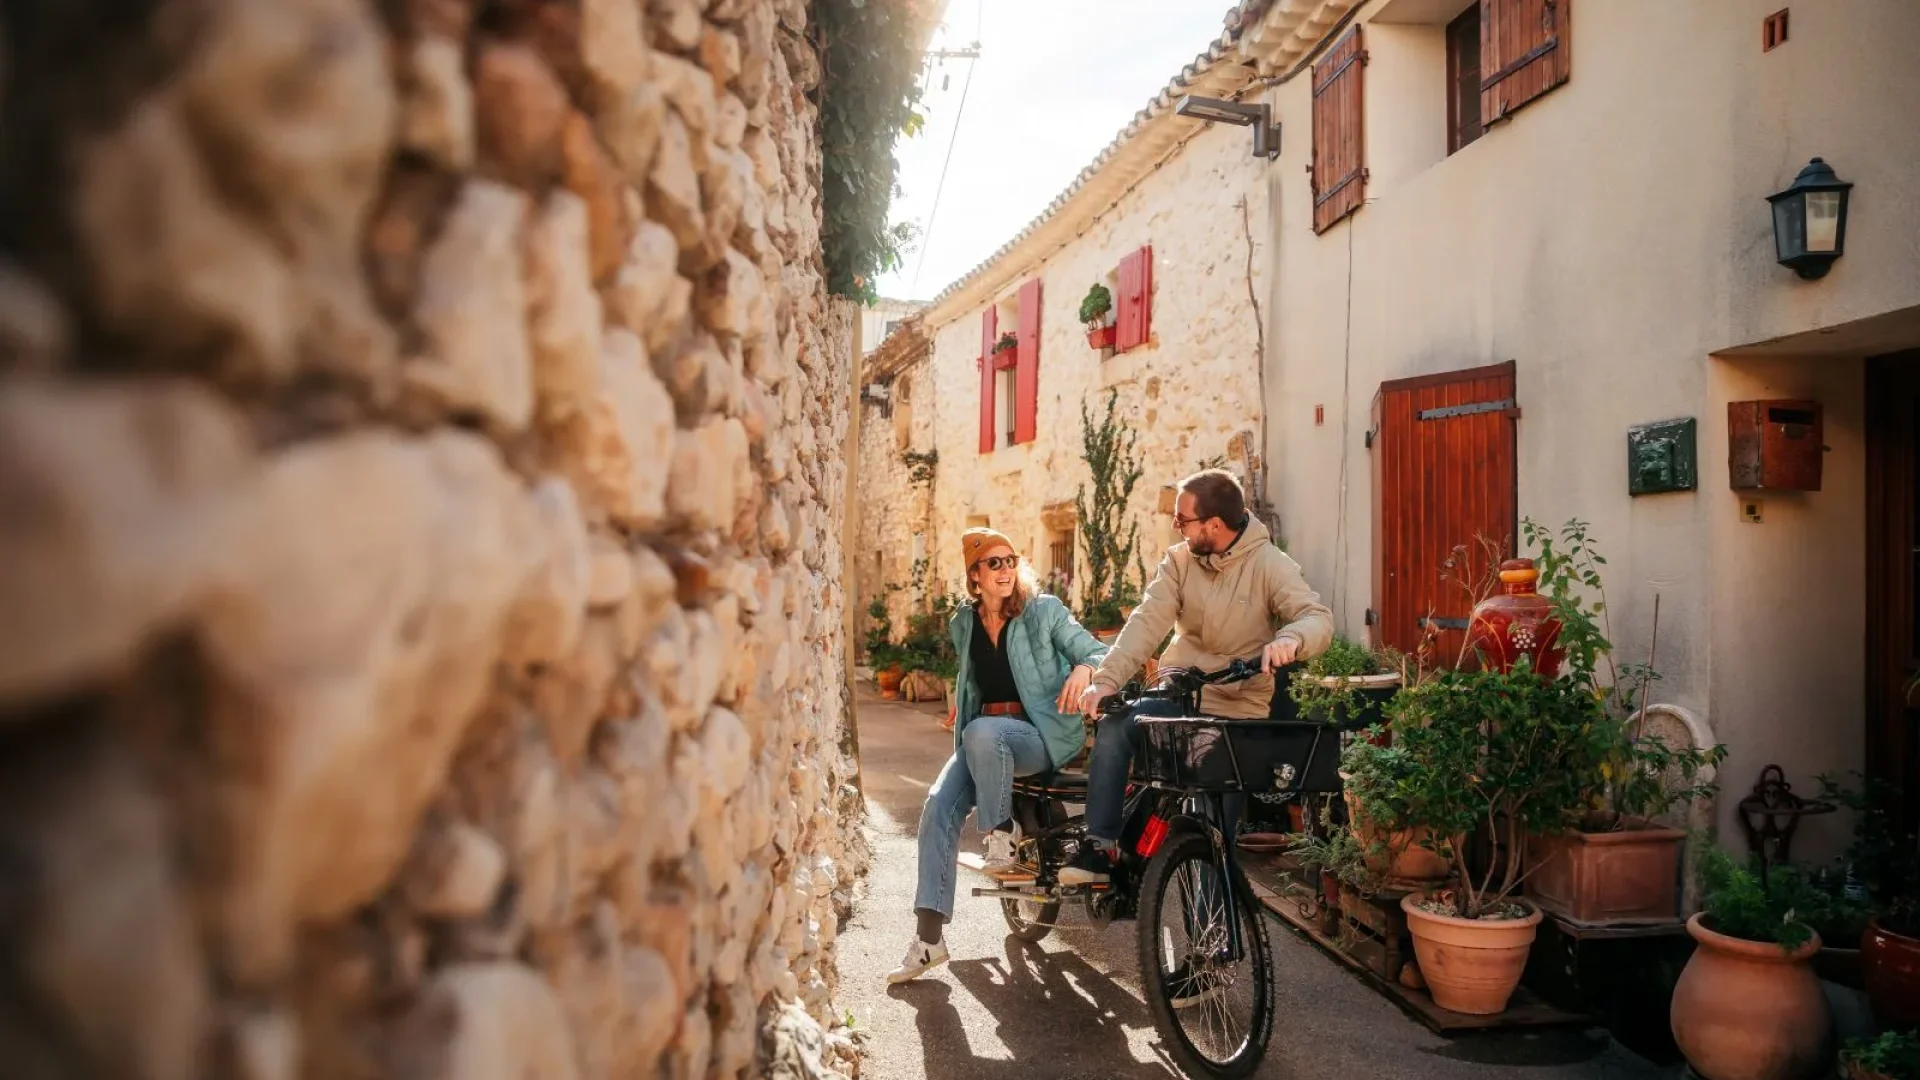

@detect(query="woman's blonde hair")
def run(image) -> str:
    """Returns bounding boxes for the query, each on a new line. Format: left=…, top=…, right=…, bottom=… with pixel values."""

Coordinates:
left=967, top=557, right=1040, bottom=621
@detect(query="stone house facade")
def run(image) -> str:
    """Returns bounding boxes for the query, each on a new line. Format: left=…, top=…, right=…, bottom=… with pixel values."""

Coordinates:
left=1232, top=0, right=1920, bottom=853
left=0, top=0, right=889, bottom=1078
left=856, top=26, right=1277, bottom=636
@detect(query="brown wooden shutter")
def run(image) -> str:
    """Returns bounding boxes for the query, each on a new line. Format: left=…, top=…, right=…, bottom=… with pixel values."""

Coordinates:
left=977, top=307, right=997, bottom=453
left=1480, top=0, right=1571, bottom=126
left=1311, top=27, right=1366, bottom=234
left=1370, top=362, right=1518, bottom=664
left=1115, top=246, right=1153, bottom=351
left=1013, top=279, right=1042, bottom=444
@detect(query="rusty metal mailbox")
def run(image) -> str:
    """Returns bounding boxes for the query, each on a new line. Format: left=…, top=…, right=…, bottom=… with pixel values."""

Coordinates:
left=1728, top=399, right=1823, bottom=491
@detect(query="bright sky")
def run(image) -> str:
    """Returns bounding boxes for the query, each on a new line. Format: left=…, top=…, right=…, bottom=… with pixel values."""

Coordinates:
left=875, top=0, right=1235, bottom=303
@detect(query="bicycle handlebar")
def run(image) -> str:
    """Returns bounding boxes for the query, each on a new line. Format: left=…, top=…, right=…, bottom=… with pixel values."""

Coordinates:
left=1097, top=656, right=1268, bottom=715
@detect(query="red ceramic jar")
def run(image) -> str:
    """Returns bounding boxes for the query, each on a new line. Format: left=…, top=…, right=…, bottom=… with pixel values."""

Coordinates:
left=1465, top=559, right=1564, bottom=676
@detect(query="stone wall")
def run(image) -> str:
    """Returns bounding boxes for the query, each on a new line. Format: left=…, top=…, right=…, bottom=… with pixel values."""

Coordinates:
left=853, top=350, right=937, bottom=647
left=0, top=1, right=867, bottom=1078
left=879, top=120, right=1270, bottom=614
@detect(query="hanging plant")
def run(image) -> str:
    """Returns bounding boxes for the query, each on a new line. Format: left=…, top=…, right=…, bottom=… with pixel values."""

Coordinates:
left=812, top=0, right=933, bottom=304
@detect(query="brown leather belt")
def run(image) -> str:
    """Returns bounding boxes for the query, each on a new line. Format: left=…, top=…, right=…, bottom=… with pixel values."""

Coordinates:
left=979, top=701, right=1026, bottom=718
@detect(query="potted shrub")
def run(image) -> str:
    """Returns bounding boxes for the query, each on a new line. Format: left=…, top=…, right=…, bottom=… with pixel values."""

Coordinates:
left=1670, top=847, right=1833, bottom=1080
left=1821, top=771, right=1920, bottom=1027
left=864, top=593, right=905, bottom=698
left=1289, top=635, right=1403, bottom=729
left=1287, top=803, right=1391, bottom=940
left=1842, top=1031, right=1920, bottom=1080
left=1344, top=662, right=1604, bottom=1015
left=1514, top=519, right=1728, bottom=924
left=1080, top=282, right=1116, bottom=350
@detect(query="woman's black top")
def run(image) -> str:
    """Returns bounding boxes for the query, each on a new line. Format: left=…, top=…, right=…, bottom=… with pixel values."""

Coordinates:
left=970, top=611, right=1021, bottom=707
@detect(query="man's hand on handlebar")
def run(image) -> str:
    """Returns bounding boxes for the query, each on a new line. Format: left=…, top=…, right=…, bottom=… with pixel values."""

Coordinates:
left=1260, top=637, right=1300, bottom=674
left=1080, top=684, right=1114, bottom=718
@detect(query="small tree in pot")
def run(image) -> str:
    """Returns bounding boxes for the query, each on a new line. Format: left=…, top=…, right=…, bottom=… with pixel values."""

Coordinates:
left=1669, top=847, right=1833, bottom=1080
left=1080, top=282, right=1115, bottom=349
left=1341, top=660, right=1611, bottom=1014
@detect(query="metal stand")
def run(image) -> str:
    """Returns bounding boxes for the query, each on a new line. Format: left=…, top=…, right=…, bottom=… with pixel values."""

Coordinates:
left=1735, top=764, right=1835, bottom=881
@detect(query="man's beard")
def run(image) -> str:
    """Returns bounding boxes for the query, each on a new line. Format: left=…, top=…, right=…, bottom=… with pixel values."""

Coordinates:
left=1188, top=535, right=1217, bottom=556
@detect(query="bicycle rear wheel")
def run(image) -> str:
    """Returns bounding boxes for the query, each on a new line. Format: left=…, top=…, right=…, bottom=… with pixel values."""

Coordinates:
left=1136, top=832, right=1274, bottom=1079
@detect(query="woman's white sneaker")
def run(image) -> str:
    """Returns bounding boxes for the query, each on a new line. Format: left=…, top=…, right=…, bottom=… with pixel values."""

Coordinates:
left=885, top=937, right=950, bottom=984
left=981, top=826, right=1022, bottom=877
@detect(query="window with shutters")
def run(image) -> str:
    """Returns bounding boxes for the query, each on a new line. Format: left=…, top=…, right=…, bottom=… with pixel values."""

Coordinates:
left=1446, top=4, right=1483, bottom=154
left=976, top=279, right=1042, bottom=453
left=1370, top=362, right=1518, bottom=666
left=1311, top=27, right=1366, bottom=234
left=1114, top=246, right=1154, bottom=352
left=1480, top=0, right=1571, bottom=128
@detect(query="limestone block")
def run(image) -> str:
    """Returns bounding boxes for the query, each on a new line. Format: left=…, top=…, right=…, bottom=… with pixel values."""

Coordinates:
left=598, top=81, right=669, bottom=187
left=582, top=0, right=651, bottom=97
left=647, top=0, right=705, bottom=52
left=665, top=418, right=747, bottom=532
left=700, top=28, right=744, bottom=88
left=560, top=112, right=632, bottom=283
left=390, top=963, right=581, bottom=1080
left=405, top=180, right=535, bottom=432
left=619, top=946, right=682, bottom=1072
left=670, top=1004, right=713, bottom=1080
left=530, top=614, right=626, bottom=764
left=401, top=819, right=508, bottom=919
left=524, top=192, right=605, bottom=423
left=606, top=221, right=694, bottom=356
left=701, top=148, right=751, bottom=261
left=191, top=431, right=551, bottom=983
left=400, top=36, right=474, bottom=169
left=588, top=533, right=635, bottom=608
left=697, top=248, right=767, bottom=343
left=502, top=476, right=591, bottom=669
left=0, top=377, right=250, bottom=705
left=646, top=111, right=709, bottom=262
left=551, top=328, right=674, bottom=530
left=472, top=42, right=570, bottom=184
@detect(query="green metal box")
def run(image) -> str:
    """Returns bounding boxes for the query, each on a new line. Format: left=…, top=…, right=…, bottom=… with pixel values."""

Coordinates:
left=1627, top=417, right=1697, bottom=496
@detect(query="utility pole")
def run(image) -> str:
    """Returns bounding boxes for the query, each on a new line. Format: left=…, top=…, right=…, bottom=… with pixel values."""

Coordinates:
left=921, top=42, right=980, bottom=90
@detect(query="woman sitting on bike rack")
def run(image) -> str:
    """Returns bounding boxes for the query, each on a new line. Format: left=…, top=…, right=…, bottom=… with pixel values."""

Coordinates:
left=887, top=527, right=1111, bottom=985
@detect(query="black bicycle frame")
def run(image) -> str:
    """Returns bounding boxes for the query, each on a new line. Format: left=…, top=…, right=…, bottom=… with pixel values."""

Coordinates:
left=1124, top=784, right=1251, bottom=965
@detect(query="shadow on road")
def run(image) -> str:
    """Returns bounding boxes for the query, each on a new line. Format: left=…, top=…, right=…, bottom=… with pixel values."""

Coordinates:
left=888, top=934, right=1181, bottom=1080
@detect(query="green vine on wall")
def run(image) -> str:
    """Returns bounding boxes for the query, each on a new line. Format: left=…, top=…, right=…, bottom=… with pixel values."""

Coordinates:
left=812, top=0, right=931, bottom=304
left=1076, top=389, right=1146, bottom=630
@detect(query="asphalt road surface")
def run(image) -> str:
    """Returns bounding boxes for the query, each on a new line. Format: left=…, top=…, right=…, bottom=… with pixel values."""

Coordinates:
left=834, top=690, right=1675, bottom=1080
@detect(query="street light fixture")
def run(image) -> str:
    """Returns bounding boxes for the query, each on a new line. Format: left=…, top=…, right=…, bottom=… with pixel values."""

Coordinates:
left=1175, top=94, right=1281, bottom=159
left=1766, top=157, right=1853, bottom=280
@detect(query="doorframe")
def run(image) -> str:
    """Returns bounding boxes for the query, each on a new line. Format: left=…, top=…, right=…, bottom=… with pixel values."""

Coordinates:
left=1865, top=351, right=1920, bottom=835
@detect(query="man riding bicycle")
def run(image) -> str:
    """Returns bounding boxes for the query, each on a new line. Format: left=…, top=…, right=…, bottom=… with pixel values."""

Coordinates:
left=1066, top=468, right=1333, bottom=887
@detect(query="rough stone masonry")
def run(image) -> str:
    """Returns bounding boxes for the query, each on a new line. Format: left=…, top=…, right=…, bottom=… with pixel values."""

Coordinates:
left=0, top=0, right=869, bottom=1077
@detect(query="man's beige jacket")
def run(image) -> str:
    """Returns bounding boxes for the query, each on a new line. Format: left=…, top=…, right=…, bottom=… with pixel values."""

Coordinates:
left=1091, top=516, right=1334, bottom=719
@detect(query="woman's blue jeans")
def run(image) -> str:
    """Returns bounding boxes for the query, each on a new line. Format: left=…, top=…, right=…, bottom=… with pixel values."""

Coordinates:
left=914, top=715, right=1051, bottom=919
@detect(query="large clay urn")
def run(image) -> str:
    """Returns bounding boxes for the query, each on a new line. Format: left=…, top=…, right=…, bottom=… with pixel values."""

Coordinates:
left=1670, top=913, right=1831, bottom=1080
left=1401, top=895, right=1544, bottom=1015
left=1466, top=559, right=1564, bottom=676
left=1861, top=916, right=1920, bottom=1028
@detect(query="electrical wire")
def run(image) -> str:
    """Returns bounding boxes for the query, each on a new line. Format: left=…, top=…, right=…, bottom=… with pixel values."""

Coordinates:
left=909, top=0, right=984, bottom=296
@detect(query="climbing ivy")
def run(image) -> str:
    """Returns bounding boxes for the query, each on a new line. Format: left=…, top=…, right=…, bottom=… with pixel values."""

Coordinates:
left=812, top=0, right=930, bottom=304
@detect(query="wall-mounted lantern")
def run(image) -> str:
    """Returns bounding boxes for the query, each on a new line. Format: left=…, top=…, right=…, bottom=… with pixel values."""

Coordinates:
left=1766, top=157, right=1852, bottom=280
left=1175, top=95, right=1281, bottom=159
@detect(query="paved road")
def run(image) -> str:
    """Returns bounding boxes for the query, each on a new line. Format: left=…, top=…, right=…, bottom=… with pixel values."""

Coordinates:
left=835, top=691, right=1675, bottom=1080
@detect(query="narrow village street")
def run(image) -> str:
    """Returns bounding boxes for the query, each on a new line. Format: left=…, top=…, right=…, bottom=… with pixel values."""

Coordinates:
left=837, top=690, right=1673, bottom=1080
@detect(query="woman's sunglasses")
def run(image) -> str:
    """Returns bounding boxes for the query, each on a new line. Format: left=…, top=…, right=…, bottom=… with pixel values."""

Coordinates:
left=975, top=554, right=1021, bottom=572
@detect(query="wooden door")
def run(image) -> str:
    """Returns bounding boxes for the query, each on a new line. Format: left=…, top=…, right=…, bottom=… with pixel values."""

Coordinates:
left=1371, top=361, right=1519, bottom=664
left=1866, top=352, right=1920, bottom=838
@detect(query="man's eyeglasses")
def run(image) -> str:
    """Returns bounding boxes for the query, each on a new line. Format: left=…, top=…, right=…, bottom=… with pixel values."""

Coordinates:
left=976, top=554, right=1021, bottom=571
left=1173, top=514, right=1206, bottom=529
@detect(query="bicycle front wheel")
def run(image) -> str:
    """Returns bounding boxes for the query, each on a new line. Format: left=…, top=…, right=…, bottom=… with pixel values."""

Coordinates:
left=1136, top=832, right=1275, bottom=1079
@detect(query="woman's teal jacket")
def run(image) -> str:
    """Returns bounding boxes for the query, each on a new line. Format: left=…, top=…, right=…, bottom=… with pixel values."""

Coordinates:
left=948, top=593, right=1110, bottom=769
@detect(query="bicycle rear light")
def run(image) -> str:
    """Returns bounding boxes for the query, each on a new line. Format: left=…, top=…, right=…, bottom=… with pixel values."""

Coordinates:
left=1136, top=814, right=1170, bottom=857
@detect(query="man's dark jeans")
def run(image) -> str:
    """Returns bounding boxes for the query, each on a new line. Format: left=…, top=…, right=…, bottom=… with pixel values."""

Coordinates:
left=1084, top=698, right=1244, bottom=845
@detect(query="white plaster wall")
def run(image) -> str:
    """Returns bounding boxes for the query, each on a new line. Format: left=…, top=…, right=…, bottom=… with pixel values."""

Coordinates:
left=1260, top=0, right=1920, bottom=856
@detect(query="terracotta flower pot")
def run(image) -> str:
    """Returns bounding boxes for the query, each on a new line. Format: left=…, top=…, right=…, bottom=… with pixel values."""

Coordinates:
left=1670, top=913, right=1830, bottom=1080
left=876, top=667, right=903, bottom=699
left=1342, top=789, right=1449, bottom=887
left=1523, top=820, right=1685, bottom=924
left=1086, top=324, right=1116, bottom=349
left=1400, top=895, right=1543, bottom=1015
left=1862, top=916, right=1920, bottom=1029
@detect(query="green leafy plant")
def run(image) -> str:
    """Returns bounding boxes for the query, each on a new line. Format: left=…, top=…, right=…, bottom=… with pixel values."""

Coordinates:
left=1287, top=803, right=1389, bottom=896
left=1695, top=845, right=1824, bottom=950
left=1843, top=1030, right=1920, bottom=1080
left=1288, top=635, right=1403, bottom=725
left=864, top=588, right=904, bottom=670
left=898, top=589, right=963, bottom=680
left=1074, top=389, right=1145, bottom=631
left=1341, top=660, right=1614, bottom=919
left=994, top=331, right=1018, bottom=354
left=1817, top=770, right=1920, bottom=935
left=813, top=0, right=933, bottom=303
left=1078, top=282, right=1113, bottom=327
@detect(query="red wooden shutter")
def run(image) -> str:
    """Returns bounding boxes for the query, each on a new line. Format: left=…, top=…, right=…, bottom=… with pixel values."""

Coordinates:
left=1370, top=362, right=1518, bottom=665
left=977, top=307, right=997, bottom=453
left=1480, top=0, right=1571, bottom=126
left=1311, top=27, right=1366, bottom=234
left=1115, top=246, right=1153, bottom=351
left=1013, top=278, right=1042, bottom=445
